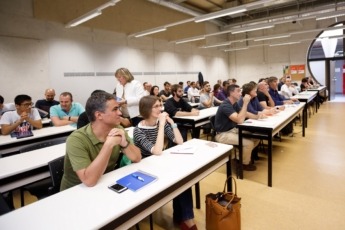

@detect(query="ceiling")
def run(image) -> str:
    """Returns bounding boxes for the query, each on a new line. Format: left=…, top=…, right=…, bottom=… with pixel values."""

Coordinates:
left=33, top=0, right=345, bottom=48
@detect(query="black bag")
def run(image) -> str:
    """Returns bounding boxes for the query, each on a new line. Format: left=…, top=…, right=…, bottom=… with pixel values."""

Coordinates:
left=280, top=121, right=293, bottom=135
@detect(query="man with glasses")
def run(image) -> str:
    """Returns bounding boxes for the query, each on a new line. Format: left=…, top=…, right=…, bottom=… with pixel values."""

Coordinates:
left=50, top=92, right=85, bottom=127
left=0, top=94, right=42, bottom=135
left=60, top=92, right=141, bottom=190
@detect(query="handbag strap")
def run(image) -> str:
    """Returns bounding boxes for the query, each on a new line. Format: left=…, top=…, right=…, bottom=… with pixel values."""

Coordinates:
left=222, top=176, right=237, bottom=195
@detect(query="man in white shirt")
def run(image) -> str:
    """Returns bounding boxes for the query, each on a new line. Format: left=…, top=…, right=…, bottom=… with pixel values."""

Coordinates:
left=280, top=77, right=299, bottom=99
left=199, top=81, right=222, bottom=109
left=187, top=81, right=200, bottom=102
left=0, top=95, right=15, bottom=118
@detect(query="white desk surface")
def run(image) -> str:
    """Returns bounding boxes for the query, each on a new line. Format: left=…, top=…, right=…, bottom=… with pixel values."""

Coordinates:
left=307, top=85, right=326, bottom=91
left=291, top=91, right=317, bottom=100
left=0, top=143, right=66, bottom=180
left=0, top=139, right=232, bottom=230
left=173, top=106, right=218, bottom=121
left=0, top=125, right=75, bottom=147
left=238, top=102, right=305, bottom=130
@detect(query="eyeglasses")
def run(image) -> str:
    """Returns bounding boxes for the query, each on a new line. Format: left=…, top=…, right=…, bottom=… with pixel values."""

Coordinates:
left=152, top=104, right=163, bottom=109
left=21, top=102, right=34, bottom=108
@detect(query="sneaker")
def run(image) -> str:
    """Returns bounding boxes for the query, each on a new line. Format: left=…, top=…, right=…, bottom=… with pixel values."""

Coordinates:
left=242, top=164, right=257, bottom=171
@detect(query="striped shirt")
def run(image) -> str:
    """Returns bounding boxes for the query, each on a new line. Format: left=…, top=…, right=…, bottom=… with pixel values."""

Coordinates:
left=134, top=122, right=175, bottom=158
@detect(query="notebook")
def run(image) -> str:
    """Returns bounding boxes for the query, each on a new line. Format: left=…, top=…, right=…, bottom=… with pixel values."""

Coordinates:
left=116, top=170, right=158, bottom=192
left=170, top=145, right=197, bottom=154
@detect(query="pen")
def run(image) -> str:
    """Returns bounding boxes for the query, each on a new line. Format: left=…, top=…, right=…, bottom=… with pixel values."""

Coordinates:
left=132, top=174, right=145, bottom=182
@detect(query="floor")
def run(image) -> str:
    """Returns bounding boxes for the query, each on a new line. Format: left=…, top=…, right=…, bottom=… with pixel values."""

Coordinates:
left=11, top=96, right=345, bottom=230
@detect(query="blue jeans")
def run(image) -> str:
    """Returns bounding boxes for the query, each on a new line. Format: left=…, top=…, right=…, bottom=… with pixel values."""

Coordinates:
left=173, top=188, right=194, bottom=222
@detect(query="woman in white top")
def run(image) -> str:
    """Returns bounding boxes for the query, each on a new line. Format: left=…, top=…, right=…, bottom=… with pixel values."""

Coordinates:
left=115, top=68, right=146, bottom=126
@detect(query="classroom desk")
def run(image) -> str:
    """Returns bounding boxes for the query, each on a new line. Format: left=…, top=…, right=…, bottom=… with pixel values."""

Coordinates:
left=188, top=102, right=200, bottom=108
left=173, top=106, right=218, bottom=138
left=0, top=143, right=66, bottom=193
left=0, top=125, right=75, bottom=157
left=0, top=139, right=232, bottom=230
left=291, top=91, right=317, bottom=127
left=237, top=102, right=305, bottom=187
left=307, top=85, right=326, bottom=109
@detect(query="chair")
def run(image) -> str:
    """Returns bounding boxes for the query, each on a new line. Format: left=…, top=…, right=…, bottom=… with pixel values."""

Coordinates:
left=19, top=138, right=66, bottom=206
left=0, top=194, right=12, bottom=216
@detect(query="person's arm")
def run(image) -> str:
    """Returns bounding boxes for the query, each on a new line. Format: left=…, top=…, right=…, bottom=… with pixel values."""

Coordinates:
left=50, top=115, right=75, bottom=126
left=26, top=116, right=42, bottom=129
left=201, top=93, right=213, bottom=108
left=229, top=94, right=251, bottom=124
left=166, top=115, right=183, bottom=145
left=75, top=128, right=141, bottom=187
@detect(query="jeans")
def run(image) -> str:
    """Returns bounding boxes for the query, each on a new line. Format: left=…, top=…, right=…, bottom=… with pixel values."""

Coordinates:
left=173, top=188, right=195, bottom=222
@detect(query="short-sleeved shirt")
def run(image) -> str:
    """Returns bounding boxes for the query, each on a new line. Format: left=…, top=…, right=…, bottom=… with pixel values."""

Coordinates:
left=199, top=93, right=214, bottom=109
left=269, top=88, right=285, bottom=106
left=216, top=90, right=227, bottom=101
left=35, top=99, right=59, bottom=114
left=257, top=91, right=269, bottom=106
left=237, top=97, right=263, bottom=115
left=0, top=103, right=15, bottom=115
left=0, top=109, right=41, bottom=133
left=159, top=90, right=171, bottom=98
left=164, top=97, right=192, bottom=117
left=60, top=124, right=132, bottom=191
left=214, top=98, right=240, bottom=133
left=50, top=102, right=85, bottom=121
left=133, top=122, right=175, bottom=158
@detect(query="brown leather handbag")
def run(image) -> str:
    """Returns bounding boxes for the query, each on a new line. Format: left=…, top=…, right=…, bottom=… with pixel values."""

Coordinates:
left=205, top=176, right=241, bottom=230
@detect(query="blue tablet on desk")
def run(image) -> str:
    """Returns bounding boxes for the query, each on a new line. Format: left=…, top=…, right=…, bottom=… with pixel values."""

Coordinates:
left=116, top=170, right=158, bottom=192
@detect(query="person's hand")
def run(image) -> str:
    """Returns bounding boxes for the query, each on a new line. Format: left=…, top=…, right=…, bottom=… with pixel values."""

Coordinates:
left=243, top=94, right=251, bottom=104
left=20, top=111, right=29, bottom=122
left=158, top=112, right=169, bottom=125
left=106, top=128, right=126, bottom=147
left=190, top=109, right=199, bottom=116
left=166, top=114, right=174, bottom=125
left=210, top=92, right=214, bottom=97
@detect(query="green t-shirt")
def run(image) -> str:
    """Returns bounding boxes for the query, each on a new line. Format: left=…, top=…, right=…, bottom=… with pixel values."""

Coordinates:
left=60, top=124, right=132, bottom=191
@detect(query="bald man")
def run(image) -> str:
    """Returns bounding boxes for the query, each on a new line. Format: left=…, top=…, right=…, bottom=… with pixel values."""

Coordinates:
left=35, top=88, right=60, bottom=118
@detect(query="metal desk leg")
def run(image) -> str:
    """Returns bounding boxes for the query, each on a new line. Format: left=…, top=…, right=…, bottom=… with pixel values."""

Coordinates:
left=268, top=133, right=273, bottom=187
left=226, top=154, right=232, bottom=192
left=238, top=128, right=244, bottom=179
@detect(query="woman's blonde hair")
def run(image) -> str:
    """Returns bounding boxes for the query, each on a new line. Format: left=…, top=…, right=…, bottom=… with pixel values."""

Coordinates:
left=115, top=68, right=134, bottom=83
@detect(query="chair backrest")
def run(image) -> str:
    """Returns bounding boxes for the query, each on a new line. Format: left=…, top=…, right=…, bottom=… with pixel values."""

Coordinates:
left=0, top=195, right=11, bottom=216
left=48, top=156, right=65, bottom=194
left=19, top=137, right=67, bottom=153
left=209, top=115, right=216, bottom=141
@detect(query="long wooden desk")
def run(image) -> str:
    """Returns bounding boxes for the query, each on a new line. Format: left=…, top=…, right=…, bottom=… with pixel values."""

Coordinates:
left=237, top=102, right=305, bottom=187
left=0, top=125, right=75, bottom=157
left=291, top=91, right=317, bottom=127
left=0, top=139, right=232, bottom=229
left=0, top=143, right=66, bottom=193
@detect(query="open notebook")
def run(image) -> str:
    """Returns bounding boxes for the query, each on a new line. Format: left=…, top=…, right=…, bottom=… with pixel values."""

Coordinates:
left=116, top=170, right=158, bottom=192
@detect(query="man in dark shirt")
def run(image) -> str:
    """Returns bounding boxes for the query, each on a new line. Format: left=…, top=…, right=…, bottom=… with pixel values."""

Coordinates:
left=159, top=81, right=171, bottom=101
left=165, top=84, right=200, bottom=142
left=214, top=84, right=260, bottom=171
left=268, top=76, right=294, bottom=106
left=35, top=89, right=59, bottom=118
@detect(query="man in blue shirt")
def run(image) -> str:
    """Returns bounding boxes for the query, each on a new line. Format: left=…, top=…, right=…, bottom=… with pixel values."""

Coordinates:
left=267, top=76, right=295, bottom=105
left=50, top=92, right=84, bottom=127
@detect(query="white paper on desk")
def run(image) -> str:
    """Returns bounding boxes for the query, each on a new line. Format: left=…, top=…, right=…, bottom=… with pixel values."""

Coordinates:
left=170, top=146, right=197, bottom=154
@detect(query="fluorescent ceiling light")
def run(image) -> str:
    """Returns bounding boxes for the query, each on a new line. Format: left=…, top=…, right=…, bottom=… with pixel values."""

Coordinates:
left=175, top=36, right=205, bottom=44
left=66, top=10, right=102, bottom=28
left=232, top=24, right=274, bottom=34
left=195, top=8, right=247, bottom=23
left=133, top=27, right=167, bottom=38
left=254, top=34, right=290, bottom=41
left=224, top=47, right=248, bottom=52
left=316, top=11, right=345, bottom=20
left=200, top=42, right=232, bottom=48
left=65, top=0, right=119, bottom=28
left=269, top=41, right=300, bottom=47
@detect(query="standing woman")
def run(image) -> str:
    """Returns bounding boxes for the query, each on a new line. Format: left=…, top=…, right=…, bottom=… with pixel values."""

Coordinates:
left=133, top=96, right=197, bottom=230
left=115, top=68, right=146, bottom=126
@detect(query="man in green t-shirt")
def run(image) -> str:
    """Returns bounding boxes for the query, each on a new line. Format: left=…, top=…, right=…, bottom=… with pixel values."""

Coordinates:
left=60, top=92, right=142, bottom=191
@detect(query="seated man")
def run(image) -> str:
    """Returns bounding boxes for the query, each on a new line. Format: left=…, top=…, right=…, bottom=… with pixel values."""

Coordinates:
left=198, top=81, right=222, bottom=109
left=0, top=95, right=15, bottom=118
left=60, top=92, right=141, bottom=190
left=268, top=76, right=296, bottom=105
left=280, top=77, right=299, bottom=99
left=214, top=84, right=260, bottom=171
left=159, top=81, right=171, bottom=102
left=35, top=88, right=60, bottom=118
left=50, top=92, right=85, bottom=127
left=0, top=94, right=42, bottom=135
left=165, top=84, right=200, bottom=142
left=187, top=81, right=200, bottom=102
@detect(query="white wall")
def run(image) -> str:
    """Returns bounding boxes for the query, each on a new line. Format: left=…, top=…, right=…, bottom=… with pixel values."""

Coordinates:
left=0, top=1, right=229, bottom=106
